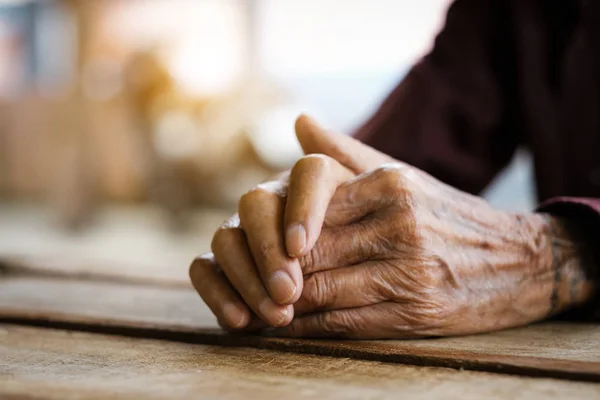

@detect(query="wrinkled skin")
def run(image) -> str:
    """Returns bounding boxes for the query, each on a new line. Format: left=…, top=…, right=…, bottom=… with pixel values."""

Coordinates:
left=189, top=116, right=596, bottom=339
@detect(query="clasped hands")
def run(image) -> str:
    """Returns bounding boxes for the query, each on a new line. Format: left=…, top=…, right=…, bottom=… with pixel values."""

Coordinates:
left=189, top=115, right=593, bottom=339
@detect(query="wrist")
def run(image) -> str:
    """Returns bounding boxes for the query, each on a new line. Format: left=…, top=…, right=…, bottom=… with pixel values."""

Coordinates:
left=535, top=214, right=598, bottom=315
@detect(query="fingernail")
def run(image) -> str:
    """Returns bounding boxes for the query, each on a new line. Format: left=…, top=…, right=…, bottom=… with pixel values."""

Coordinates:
left=222, top=303, right=246, bottom=329
left=269, top=270, right=297, bottom=304
left=286, top=223, right=307, bottom=256
left=259, top=299, right=289, bottom=327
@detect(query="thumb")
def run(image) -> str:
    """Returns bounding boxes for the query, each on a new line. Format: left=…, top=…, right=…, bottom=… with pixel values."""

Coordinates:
left=294, top=114, right=395, bottom=174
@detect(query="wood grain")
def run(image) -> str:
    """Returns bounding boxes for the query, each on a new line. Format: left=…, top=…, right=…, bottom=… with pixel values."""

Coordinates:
left=2, top=324, right=599, bottom=400
left=1, top=275, right=600, bottom=381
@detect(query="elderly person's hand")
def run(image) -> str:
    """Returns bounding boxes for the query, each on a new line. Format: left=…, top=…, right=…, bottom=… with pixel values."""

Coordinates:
left=189, top=116, right=596, bottom=338
left=188, top=115, right=393, bottom=329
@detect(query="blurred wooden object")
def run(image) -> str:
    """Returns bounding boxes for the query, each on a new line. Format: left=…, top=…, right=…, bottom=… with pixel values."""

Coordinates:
left=123, top=49, right=277, bottom=228
left=0, top=102, right=8, bottom=197
left=1, top=0, right=290, bottom=231
left=37, top=0, right=149, bottom=227
left=45, top=0, right=100, bottom=229
left=2, top=96, right=59, bottom=198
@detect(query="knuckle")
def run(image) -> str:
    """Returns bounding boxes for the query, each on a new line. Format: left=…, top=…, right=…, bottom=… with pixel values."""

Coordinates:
left=318, top=311, right=359, bottom=336
left=371, top=266, right=400, bottom=300
left=421, top=269, right=445, bottom=290
left=188, top=254, right=219, bottom=292
left=420, top=257, right=450, bottom=288
left=373, top=166, right=416, bottom=209
left=298, top=249, right=316, bottom=274
left=374, top=166, right=406, bottom=194
left=238, top=183, right=284, bottom=218
left=340, top=312, right=367, bottom=335
left=390, top=300, right=448, bottom=334
left=303, top=272, right=335, bottom=310
left=410, top=299, right=455, bottom=329
left=315, top=313, right=336, bottom=333
left=239, top=187, right=269, bottom=213
left=298, top=246, right=320, bottom=273
left=258, top=239, right=279, bottom=262
left=292, top=154, right=333, bottom=177
left=211, top=226, right=243, bottom=255
left=188, top=256, right=209, bottom=283
left=396, top=263, right=458, bottom=329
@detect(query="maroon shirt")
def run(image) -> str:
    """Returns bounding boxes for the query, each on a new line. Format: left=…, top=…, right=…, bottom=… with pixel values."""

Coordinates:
left=354, top=0, right=600, bottom=315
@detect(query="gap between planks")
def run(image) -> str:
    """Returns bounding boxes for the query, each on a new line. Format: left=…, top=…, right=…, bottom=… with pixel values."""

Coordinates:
left=0, top=274, right=599, bottom=382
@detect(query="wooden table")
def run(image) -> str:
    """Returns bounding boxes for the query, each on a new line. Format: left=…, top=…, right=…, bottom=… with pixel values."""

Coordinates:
left=1, top=255, right=600, bottom=399
left=2, top=324, right=599, bottom=400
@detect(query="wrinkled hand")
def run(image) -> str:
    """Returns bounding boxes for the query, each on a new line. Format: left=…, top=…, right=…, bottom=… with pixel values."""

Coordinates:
left=190, top=116, right=595, bottom=338
left=188, top=116, right=365, bottom=329
left=268, top=164, right=588, bottom=338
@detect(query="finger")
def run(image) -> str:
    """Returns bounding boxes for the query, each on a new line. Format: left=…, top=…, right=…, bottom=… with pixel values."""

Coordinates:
left=284, top=154, right=354, bottom=257
left=211, top=221, right=293, bottom=327
left=297, top=167, right=415, bottom=275
left=265, top=302, right=425, bottom=339
left=294, top=263, right=390, bottom=315
left=324, top=164, right=412, bottom=227
left=238, top=187, right=302, bottom=305
left=189, top=253, right=251, bottom=330
left=295, top=114, right=397, bottom=174
left=298, top=224, right=385, bottom=275
left=295, top=115, right=439, bottom=196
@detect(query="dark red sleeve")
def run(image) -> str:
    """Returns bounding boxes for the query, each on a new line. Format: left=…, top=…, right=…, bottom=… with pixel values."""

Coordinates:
left=537, top=197, right=600, bottom=219
left=354, top=0, right=520, bottom=195
left=537, top=198, right=600, bottom=320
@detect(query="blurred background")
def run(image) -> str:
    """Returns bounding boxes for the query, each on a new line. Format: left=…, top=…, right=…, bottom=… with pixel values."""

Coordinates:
left=0, top=0, right=534, bottom=280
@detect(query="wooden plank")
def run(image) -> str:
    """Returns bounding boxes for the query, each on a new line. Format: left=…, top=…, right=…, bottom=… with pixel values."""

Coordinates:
left=1, top=324, right=599, bottom=400
left=0, top=208, right=229, bottom=287
left=1, top=275, right=599, bottom=381
left=0, top=251, right=190, bottom=288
